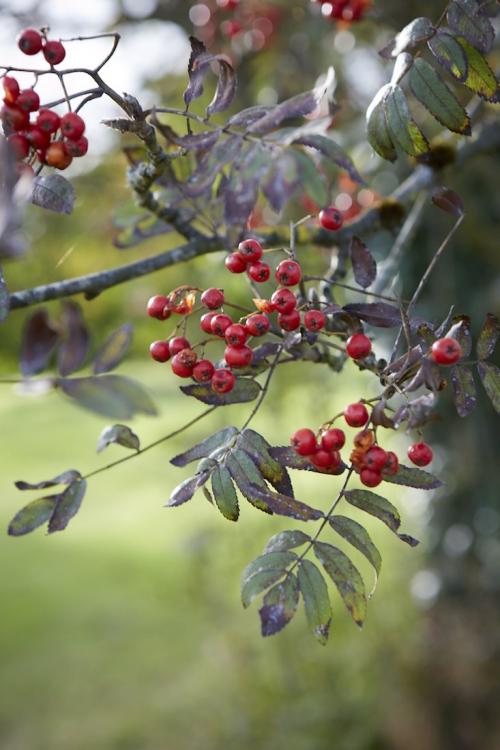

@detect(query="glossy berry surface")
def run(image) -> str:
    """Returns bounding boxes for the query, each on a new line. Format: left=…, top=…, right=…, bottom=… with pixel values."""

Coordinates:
left=247, top=261, right=270, bottom=282
left=344, top=402, right=369, bottom=427
left=64, top=136, right=88, bottom=157
left=319, top=206, right=343, bottom=231
left=408, top=442, right=433, bottom=467
left=43, top=40, right=66, bottom=65
left=431, top=337, right=462, bottom=365
left=7, top=134, right=29, bottom=159
left=275, top=260, right=302, bottom=286
left=149, top=340, right=170, bottom=362
left=238, top=238, right=263, bottom=263
left=192, top=359, right=215, bottom=383
left=271, top=288, right=296, bottom=314
left=60, top=113, right=85, bottom=140
left=224, top=324, right=248, bottom=347
left=200, top=312, right=217, bottom=334
left=36, top=109, right=60, bottom=133
left=26, top=127, right=50, bottom=150
left=1, top=104, right=29, bottom=131
left=291, top=428, right=317, bottom=456
left=304, top=310, right=325, bottom=332
left=224, top=344, right=253, bottom=368
left=168, top=336, right=191, bottom=356
left=147, top=295, right=169, bottom=320
left=171, top=353, right=195, bottom=378
left=201, top=288, right=224, bottom=310
left=360, top=468, right=382, bottom=487
left=17, top=29, right=43, bottom=55
left=245, top=314, right=270, bottom=337
left=45, top=142, right=72, bottom=170
left=225, top=252, right=247, bottom=273
left=211, top=368, right=235, bottom=393
left=320, top=428, right=345, bottom=451
left=278, top=309, right=301, bottom=331
left=211, top=314, right=233, bottom=337
left=363, top=446, right=387, bottom=471
left=346, top=333, right=372, bottom=360
left=16, top=88, right=40, bottom=112
left=310, top=450, right=338, bottom=469
left=382, top=451, right=399, bottom=476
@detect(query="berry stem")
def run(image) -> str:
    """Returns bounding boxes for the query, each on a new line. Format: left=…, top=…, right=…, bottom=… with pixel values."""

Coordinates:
left=240, top=345, right=284, bottom=431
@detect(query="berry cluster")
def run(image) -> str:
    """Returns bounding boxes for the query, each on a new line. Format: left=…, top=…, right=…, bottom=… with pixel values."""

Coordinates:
left=312, top=0, right=371, bottom=22
left=1, top=29, right=88, bottom=171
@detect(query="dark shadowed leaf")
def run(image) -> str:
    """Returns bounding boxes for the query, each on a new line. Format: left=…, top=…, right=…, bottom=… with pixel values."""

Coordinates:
left=350, top=236, right=377, bottom=289
left=211, top=465, right=239, bottom=521
left=226, top=450, right=272, bottom=514
left=8, top=495, right=58, bottom=536
left=297, top=560, right=332, bottom=645
left=345, top=489, right=419, bottom=546
left=183, top=36, right=210, bottom=107
left=93, top=323, right=133, bottom=374
left=383, top=464, right=442, bottom=490
left=48, top=478, right=87, bottom=533
left=428, top=30, right=468, bottom=81
left=447, top=0, right=494, bottom=53
left=409, top=58, right=471, bottom=135
left=151, top=115, right=222, bottom=151
left=240, top=429, right=294, bottom=496
left=205, top=57, right=237, bottom=116
left=451, top=365, right=477, bottom=418
left=477, top=362, right=500, bottom=414
left=366, top=84, right=397, bottom=162
left=477, top=313, right=499, bottom=360
left=20, top=309, right=59, bottom=376
left=31, top=173, right=75, bottom=214
left=445, top=315, right=472, bottom=357
left=96, top=424, right=140, bottom=453
left=393, top=392, right=436, bottom=429
left=58, top=375, right=156, bottom=419
left=222, top=172, right=260, bottom=225
left=262, top=153, right=298, bottom=213
left=292, top=134, right=364, bottom=184
left=269, top=446, right=346, bottom=475
left=227, top=105, right=271, bottom=128
left=259, top=574, right=300, bottom=636
left=291, top=149, right=328, bottom=207
left=455, top=36, right=498, bottom=101
left=0, top=267, right=8, bottom=323
left=313, top=541, right=367, bottom=626
left=241, top=551, right=297, bottom=607
left=181, top=378, right=260, bottom=406
left=245, top=484, right=323, bottom=522
left=379, top=17, right=435, bottom=58
left=57, top=301, right=90, bottom=376
left=431, top=187, right=465, bottom=216
left=384, top=85, right=429, bottom=157
left=343, top=302, right=401, bottom=328
left=264, top=529, right=311, bottom=554
left=166, top=471, right=210, bottom=507
left=15, top=469, right=81, bottom=491
left=329, top=515, right=381, bottom=594
left=170, top=427, right=238, bottom=467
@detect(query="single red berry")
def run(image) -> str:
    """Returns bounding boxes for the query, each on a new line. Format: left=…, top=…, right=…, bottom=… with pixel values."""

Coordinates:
left=211, top=368, right=236, bottom=393
left=247, top=261, right=270, bottom=283
left=43, top=40, right=66, bottom=66
left=224, top=344, right=253, bottom=368
left=147, top=295, right=169, bottom=320
left=200, top=312, right=217, bottom=334
left=168, top=337, right=191, bottom=356
left=319, top=206, right=343, bottom=231
left=221, top=20, right=242, bottom=37
left=171, top=353, right=195, bottom=378
left=60, top=112, right=85, bottom=140
left=45, top=141, right=72, bottom=170
left=2, top=76, right=20, bottom=104
left=309, top=450, right=340, bottom=469
left=431, top=337, right=462, bottom=365
left=63, top=135, right=88, bottom=157
left=360, top=468, right=382, bottom=488
left=238, top=238, right=263, bottom=263
left=224, top=323, right=248, bottom=347
left=275, top=259, right=302, bottom=286
left=17, top=29, right=43, bottom=55
left=225, top=252, right=247, bottom=273
left=271, top=288, right=296, bottom=314
left=16, top=88, right=40, bottom=112
left=26, top=126, right=50, bottom=150
left=211, top=313, right=233, bottom=337
left=36, top=108, right=60, bottom=134
left=175, top=348, right=197, bottom=367
left=363, top=446, right=388, bottom=471
left=201, top=288, right=224, bottom=310
left=7, top=133, right=30, bottom=159
left=217, top=0, right=240, bottom=9
left=291, top=428, right=317, bottom=456
left=149, top=340, right=170, bottom=363
left=346, top=333, right=372, bottom=360
left=278, top=309, right=301, bottom=331
left=382, top=451, right=399, bottom=477
left=192, top=359, right=215, bottom=383
left=353, top=429, right=374, bottom=449
left=304, top=309, right=326, bottom=332
left=1, top=104, right=29, bottom=131
left=408, top=442, right=433, bottom=467
left=344, top=402, right=369, bottom=427
left=321, top=428, right=345, bottom=451
left=245, top=313, right=270, bottom=337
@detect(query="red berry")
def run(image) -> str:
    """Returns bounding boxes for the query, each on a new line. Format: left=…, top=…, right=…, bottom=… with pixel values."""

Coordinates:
left=275, top=259, right=302, bottom=286
left=43, top=40, right=66, bottom=66
left=26, top=127, right=50, bottom=150
left=36, top=108, right=60, bottom=134
left=211, top=314, right=233, bottom=337
left=238, top=238, right=263, bottom=263
left=224, top=323, right=248, bottom=347
left=149, top=340, right=170, bottom=362
left=224, top=344, right=253, bottom=368
left=245, top=313, right=270, bottom=337
left=321, top=428, right=345, bottom=451
left=344, top=402, right=369, bottom=427
left=200, top=311, right=217, bottom=334
left=291, top=428, right=317, bottom=456
left=60, top=112, right=85, bottom=140
left=2, top=76, right=20, bottom=104
left=309, top=450, right=341, bottom=470
left=217, top=0, right=239, bottom=9
left=363, top=446, right=388, bottom=471
left=221, top=20, right=242, bottom=37
left=225, top=252, right=247, bottom=273
left=211, top=368, right=235, bottom=393
left=147, top=295, right=169, bottom=320
left=353, top=429, right=374, bottom=449
left=278, top=309, right=301, bottom=331
left=171, top=353, right=195, bottom=378
left=7, top=133, right=30, bottom=159
left=16, top=88, right=40, bottom=112
left=45, top=141, right=72, bottom=170
left=382, top=451, right=399, bottom=477
left=192, top=359, right=215, bottom=383
left=253, top=299, right=275, bottom=314
left=431, top=337, right=462, bottom=365
left=360, top=468, right=382, bottom=488
left=176, top=348, right=197, bottom=367
left=271, top=288, right=296, bottom=314
left=168, top=337, right=191, bottom=356
left=63, top=135, right=88, bottom=157
left=346, top=333, right=372, bottom=360
left=201, top=288, right=224, bottom=310
left=304, top=309, right=326, bottom=332
left=247, top=261, right=270, bottom=282
left=1, top=104, right=29, bottom=131
left=408, top=442, right=433, bottom=467
left=319, top=206, right=343, bottom=231
left=17, top=29, right=43, bottom=55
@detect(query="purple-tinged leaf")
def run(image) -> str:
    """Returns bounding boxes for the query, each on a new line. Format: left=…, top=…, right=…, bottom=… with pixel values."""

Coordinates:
left=259, top=574, right=300, bottom=636
left=343, top=302, right=401, bottom=328
left=404, top=359, right=443, bottom=394
left=227, top=105, right=272, bottom=128
left=223, top=174, right=260, bottom=225
left=432, top=186, right=465, bottom=216
left=297, top=560, right=331, bottom=645
left=57, top=301, right=89, bottom=377
left=58, top=375, right=157, bottom=419
left=15, top=469, right=81, bottom=491
left=269, top=446, right=346, bottom=476
left=166, top=471, right=211, bottom=508
left=48, top=479, right=87, bottom=533
left=393, top=392, right=436, bottom=429
left=350, top=236, right=377, bottom=289
left=252, top=342, right=283, bottom=362
left=313, top=541, right=367, bottom=627
left=239, top=430, right=294, bottom=497
left=93, top=323, right=133, bottom=375
left=31, top=173, right=75, bottom=215
left=477, top=361, right=500, bottom=414
left=171, top=427, right=238, bottom=467
left=345, top=489, right=420, bottom=545
left=226, top=450, right=272, bottom=514
left=181, top=378, right=260, bottom=406
left=447, top=0, right=495, bottom=53
left=211, top=465, right=239, bottom=521
left=292, top=134, right=364, bottom=184
left=151, top=114, right=222, bottom=151
left=262, top=154, right=298, bottom=213
left=379, top=17, right=435, bottom=59
left=451, top=365, right=477, bottom=417
left=329, top=515, right=381, bottom=595
left=445, top=315, right=472, bottom=357
left=264, top=529, right=311, bottom=554
left=245, top=484, right=323, bottom=522
left=290, top=149, right=328, bottom=206
left=366, top=84, right=397, bottom=162
left=477, top=313, right=499, bottom=360
left=371, top=401, right=395, bottom=428
left=96, top=424, right=140, bottom=453
left=383, top=465, right=443, bottom=490
left=0, top=266, right=9, bottom=323
left=183, top=36, right=210, bottom=107
left=205, top=56, right=237, bottom=116
left=383, top=344, right=424, bottom=375
left=20, top=309, right=59, bottom=376
left=241, top=551, right=297, bottom=608
left=8, top=495, right=58, bottom=536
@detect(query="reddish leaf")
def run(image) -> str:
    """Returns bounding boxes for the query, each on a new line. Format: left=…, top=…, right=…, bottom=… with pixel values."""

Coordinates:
left=350, top=236, right=377, bottom=289
left=20, top=309, right=59, bottom=376
left=432, top=187, right=465, bottom=217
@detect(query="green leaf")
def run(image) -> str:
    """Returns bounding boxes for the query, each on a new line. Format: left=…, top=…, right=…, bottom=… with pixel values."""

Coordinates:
left=477, top=361, right=500, bottom=414
left=180, top=378, right=260, bottom=406
left=48, top=479, right=87, bottom=533
left=8, top=495, right=57, bottom=536
left=96, top=424, right=140, bottom=453
left=409, top=58, right=471, bottom=135
left=211, top=465, right=239, bottom=521
left=379, top=17, right=435, bottom=59
left=366, top=84, right=397, bottom=162
left=428, top=30, right=468, bottom=82
left=383, top=464, right=443, bottom=490
left=292, top=133, right=364, bottom=184
left=241, top=551, right=297, bottom=607
left=15, top=469, right=81, bottom=491
left=313, top=541, right=367, bottom=627
left=476, top=313, right=499, bottom=360
left=384, top=85, right=429, bottom=157
left=166, top=471, right=211, bottom=507
left=264, top=529, right=311, bottom=553
left=93, top=323, right=133, bottom=374
left=226, top=449, right=272, bottom=514
left=447, top=0, right=494, bottom=53
left=329, top=515, right=381, bottom=595
left=244, top=483, right=324, bottom=522
left=170, top=427, right=238, bottom=467
left=58, top=375, right=157, bottom=419
left=240, top=429, right=293, bottom=496
left=297, top=559, right=332, bottom=645
left=290, top=149, right=328, bottom=206
left=344, top=489, right=419, bottom=546
left=451, top=365, right=477, bottom=418
left=455, top=36, right=498, bottom=101
left=259, top=574, right=300, bottom=636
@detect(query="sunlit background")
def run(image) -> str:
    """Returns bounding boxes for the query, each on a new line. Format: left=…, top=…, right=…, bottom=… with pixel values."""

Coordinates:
left=1, top=1, right=499, bottom=749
